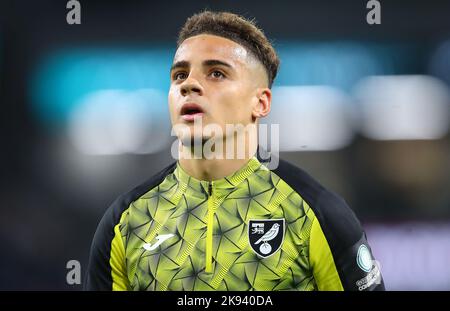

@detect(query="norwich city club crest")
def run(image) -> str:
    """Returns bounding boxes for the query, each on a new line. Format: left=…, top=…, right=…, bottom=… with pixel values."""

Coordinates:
left=248, top=219, right=285, bottom=258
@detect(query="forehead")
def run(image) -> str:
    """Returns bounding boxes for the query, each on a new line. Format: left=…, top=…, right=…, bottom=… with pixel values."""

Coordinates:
left=173, top=34, right=251, bottom=66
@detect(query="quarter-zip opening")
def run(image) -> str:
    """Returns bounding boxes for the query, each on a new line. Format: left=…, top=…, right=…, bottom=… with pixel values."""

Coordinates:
left=205, top=181, right=215, bottom=273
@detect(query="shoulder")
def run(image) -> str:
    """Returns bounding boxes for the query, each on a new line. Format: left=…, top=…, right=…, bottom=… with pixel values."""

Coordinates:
left=103, top=161, right=177, bottom=226
left=90, top=160, right=177, bottom=260
left=269, top=156, right=384, bottom=290
left=85, top=161, right=177, bottom=290
left=272, top=157, right=362, bottom=251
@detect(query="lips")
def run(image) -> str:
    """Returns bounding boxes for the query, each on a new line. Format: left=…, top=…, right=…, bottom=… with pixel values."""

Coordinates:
left=180, top=103, right=204, bottom=121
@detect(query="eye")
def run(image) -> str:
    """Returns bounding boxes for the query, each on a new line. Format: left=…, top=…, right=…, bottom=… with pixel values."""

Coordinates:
left=173, top=72, right=187, bottom=81
left=210, top=70, right=225, bottom=79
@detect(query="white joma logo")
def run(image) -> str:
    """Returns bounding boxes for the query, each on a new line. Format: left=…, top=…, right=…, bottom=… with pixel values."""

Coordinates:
left=143, top=234, right=175, bottom=251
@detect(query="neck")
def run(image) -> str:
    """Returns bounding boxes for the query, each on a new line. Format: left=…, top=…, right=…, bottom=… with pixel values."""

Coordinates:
left=177, top=133, right=258, bottom=181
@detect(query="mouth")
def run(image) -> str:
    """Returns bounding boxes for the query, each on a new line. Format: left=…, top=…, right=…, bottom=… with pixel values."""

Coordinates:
left=180, top=103, right=205, bottom=122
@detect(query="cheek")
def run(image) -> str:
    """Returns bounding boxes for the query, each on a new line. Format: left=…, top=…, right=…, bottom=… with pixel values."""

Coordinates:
left=208, top=83, right=254, bottom=123
left=217, top=95, right=251, bottom=124
left=168, top=87, right=176, bottom=106
left=229, top=88, right=254, bottom=118
left=168, top=89, right=179, bottom=120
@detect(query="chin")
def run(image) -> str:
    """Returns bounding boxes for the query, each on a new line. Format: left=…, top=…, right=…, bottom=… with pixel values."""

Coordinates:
left=179, top=134, right=208, bottom=147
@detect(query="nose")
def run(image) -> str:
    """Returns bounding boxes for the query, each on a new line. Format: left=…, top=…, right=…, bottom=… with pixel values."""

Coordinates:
left=180, top=75, right=203, bottom=97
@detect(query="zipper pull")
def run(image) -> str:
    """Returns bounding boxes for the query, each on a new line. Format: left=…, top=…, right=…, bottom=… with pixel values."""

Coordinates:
left=208, top=182, right=212, bottom=196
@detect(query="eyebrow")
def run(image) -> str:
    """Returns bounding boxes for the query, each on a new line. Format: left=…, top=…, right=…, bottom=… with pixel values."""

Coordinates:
left=203, top=59, right=233, bottom=69
left=170, top=59, right=234, bottom=73
left=170, top=60, right=190, bottom=73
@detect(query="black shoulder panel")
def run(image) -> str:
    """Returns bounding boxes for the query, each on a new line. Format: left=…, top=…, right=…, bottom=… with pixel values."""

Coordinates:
left=272, top=157, right=385, bottom=291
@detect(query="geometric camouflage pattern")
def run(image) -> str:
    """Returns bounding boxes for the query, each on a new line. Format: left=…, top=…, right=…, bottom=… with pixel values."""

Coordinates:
left=118, top=157, right=318, bottom=290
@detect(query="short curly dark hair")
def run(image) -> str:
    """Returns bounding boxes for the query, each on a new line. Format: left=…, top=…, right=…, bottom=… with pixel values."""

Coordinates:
left=177, top=11, right=280, bottom=88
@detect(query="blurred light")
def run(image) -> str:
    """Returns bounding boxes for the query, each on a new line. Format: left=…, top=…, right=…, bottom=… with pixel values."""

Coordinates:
left=353, top=75, right=450, bottom=140
left=275, top=42, right=418, bottom=90
left=263, top=86, right=354, bottom=151
left=68, top=89, right=171, bottom=155
left=429, top=40, right=450, bottom=86
left=366, top=223, right=450, bottom=290
left=30, top=43, right=419, bottom=126
left=30, top=48, right=174, bottom=126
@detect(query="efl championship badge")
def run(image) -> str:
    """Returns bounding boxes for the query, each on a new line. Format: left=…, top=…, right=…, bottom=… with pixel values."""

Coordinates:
left=248, top=219, right=285, bottom=258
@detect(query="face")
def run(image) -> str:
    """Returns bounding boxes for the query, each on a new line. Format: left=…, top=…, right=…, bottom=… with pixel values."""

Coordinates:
left=168, top=34, right=270, bottom=146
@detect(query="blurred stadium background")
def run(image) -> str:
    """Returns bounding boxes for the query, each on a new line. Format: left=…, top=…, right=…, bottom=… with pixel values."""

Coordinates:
left=0, top=0, right=449, bottom=290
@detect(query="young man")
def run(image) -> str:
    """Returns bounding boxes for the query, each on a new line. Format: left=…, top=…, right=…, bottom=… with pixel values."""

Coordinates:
left=85, top=11, right=384, bottom=291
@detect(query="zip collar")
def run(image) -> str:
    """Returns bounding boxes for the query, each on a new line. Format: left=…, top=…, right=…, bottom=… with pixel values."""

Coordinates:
left=174, top=157, right=262, bottom=196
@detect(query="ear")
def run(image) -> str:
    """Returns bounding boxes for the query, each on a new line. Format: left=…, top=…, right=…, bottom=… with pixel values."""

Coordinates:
left=252, top=88, right=271, bottom=120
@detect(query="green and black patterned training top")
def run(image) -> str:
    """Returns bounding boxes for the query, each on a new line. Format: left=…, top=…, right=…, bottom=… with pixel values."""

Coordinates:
left=86, top=155, right=384, bottom=291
